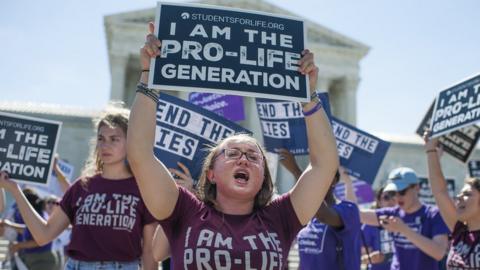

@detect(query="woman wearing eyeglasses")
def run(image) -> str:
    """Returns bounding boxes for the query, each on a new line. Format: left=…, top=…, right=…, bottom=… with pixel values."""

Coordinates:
left=359, top=167, right=449, bottom=270
left=127, top=23, right=339, bottom=270
left=425, top=135, right=480, bottom=270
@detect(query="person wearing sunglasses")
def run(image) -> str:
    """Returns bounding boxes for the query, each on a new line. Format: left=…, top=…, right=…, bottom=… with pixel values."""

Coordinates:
left=360, top=167, right=449, bottom=270
left=361, top=187, right=397, bottom=270
left=128, top=22, right=339, bottom=269
left=425, top=134, right=480, bottom=269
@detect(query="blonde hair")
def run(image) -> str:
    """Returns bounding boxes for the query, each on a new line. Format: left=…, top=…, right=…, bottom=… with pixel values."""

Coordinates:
left=196, top=133, right=274, bottom=210
left=81, top=102, right=130, bottom=178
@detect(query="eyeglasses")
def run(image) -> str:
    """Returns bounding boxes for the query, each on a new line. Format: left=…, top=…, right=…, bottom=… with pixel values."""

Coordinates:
left=381, top=191, right=396, bottom=201
left=215, top=148, right=263, bottom=164
left=397, top=185, right=414, bottom=196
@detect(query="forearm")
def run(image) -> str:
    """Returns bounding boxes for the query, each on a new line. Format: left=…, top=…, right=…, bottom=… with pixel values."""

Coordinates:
left=344, top=179, right=358, bottom=204
left=56, top=174, right=71, bottom=194
left=0, top=188, right=5, bottom=213
left=16, top=240, right=41, bottom=250
left=305, top=103, right=338, bottom=172
left=4, top=220, right=26, bottom=233
left=426, top=152, right=448, bottom=193
left=402, top=228, right=447, bottom=260
left=426, top=151, right=456, bottom=230
left=127, top=73, right=178, bottom=219
left=315, top=203, right=343, bottom=228
left=9, top=186, right=51, bottom=245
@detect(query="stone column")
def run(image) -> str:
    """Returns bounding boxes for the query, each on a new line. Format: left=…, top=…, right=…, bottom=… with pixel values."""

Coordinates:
left=330, top=77, right=359, bottom=125
left=109, top=54, right=129, bottom=102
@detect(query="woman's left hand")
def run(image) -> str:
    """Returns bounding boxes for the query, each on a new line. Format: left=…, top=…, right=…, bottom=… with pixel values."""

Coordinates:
left=0, top=171, right=19, bottom=192
left=298, top=49, right=318, bottom=93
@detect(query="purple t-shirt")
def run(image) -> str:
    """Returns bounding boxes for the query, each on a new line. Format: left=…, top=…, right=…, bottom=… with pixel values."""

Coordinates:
left=60, top=174, right=156, bottom=261
left=446, top=221, right=480, bottom=269
left=362, top=224, right=394, bottom=270
left=159, top=187, right=303, bottom=270
left=376, top=204, right=449, bottom=270
left=297, top=201, right=361, bottom=270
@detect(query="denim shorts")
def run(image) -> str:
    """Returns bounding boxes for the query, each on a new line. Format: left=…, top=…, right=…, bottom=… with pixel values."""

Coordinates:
left=65, top=258, right=140, bottom=270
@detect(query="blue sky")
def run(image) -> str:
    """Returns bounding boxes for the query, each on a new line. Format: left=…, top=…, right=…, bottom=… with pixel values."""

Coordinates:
left=1, top=0, right=479, bottom=135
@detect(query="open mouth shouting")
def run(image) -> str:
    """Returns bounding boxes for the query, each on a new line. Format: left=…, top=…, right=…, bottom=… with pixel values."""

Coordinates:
left=234, top=169, right=250, bottom=184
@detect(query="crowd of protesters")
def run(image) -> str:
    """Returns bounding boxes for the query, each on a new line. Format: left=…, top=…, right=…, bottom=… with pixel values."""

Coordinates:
left=0, top=22, right=478, bottom=270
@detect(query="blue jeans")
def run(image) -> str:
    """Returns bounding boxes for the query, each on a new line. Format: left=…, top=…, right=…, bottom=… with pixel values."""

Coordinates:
left=65, top=258, right=140, bottom=270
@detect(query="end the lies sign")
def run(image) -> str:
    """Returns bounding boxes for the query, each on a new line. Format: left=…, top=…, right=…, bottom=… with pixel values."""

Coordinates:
left=0, top=112, right=61, bottom=185
left=149, top=2, right=308, bottom=102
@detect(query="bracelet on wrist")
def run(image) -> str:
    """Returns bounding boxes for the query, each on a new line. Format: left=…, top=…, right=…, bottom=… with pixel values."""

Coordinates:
left=136, top=83, right=160, bottom=103
left=301, top=91, right=320, bottom=108
left=303, top=101, right=323, bottom=117
left=141, top=69, right=150, bottom=73
left=426, top=149, right=437, bottom=154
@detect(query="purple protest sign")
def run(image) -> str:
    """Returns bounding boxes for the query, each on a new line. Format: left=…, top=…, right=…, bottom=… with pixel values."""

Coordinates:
left=334, top=179, right=375, bottom=205
left=188, top=92, right=245, bottom=122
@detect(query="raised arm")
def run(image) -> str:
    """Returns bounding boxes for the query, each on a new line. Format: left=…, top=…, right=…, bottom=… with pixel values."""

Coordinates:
left=341, top=168, right=358, bottom=204
left=127, top=23, right=179, bottom=220
left=289, top=50, right=340, bottom=225
left=0, top=172, right=70, bottom=246
left=53, top=157, right=71, bottom=194
left=424, top=133, right=456, bottom=231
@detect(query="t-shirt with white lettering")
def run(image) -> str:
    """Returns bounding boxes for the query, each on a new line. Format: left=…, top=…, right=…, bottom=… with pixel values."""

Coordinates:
left=159, top=187, right=303, bottom=270
left=446, top=221, right=480, bottom=270
left=60, top=174, right=155, bottom=261
left=296, top=201, right=361, bottom=270
left=375, top=204, right=449, bottom=270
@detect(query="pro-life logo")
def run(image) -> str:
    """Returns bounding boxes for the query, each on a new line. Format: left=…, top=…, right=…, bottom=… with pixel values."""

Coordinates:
left=181, top=12, right=190, bottom=19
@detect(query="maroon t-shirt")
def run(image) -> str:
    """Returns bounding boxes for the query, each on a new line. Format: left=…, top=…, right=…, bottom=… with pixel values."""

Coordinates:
left=60, top=174, right=155, bottom=261
left=159, top=187, right=303, bottom=270
left=447, top=221, right=480, bottom=269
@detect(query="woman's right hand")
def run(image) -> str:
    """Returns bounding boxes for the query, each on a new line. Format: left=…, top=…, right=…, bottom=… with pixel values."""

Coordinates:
left=0, top=171, right=19, bottom=192
left=140, top=22, right=162, bottom=70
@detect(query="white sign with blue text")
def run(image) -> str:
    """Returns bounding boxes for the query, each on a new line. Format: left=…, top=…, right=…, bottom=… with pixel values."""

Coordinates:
left=155, top=93, right=251, bottom=182
left=149, top=2, right=308, bottom=102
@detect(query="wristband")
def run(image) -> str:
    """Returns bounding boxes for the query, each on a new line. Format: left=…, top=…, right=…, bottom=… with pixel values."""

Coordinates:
left=303, top=101, right=323, bottom=117
left=136, top=83, right=160, bottom=103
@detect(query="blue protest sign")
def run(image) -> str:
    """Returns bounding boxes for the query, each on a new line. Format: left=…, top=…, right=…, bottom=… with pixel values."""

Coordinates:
left=155, top=93, right=251, bottom=182
left=256, top=92, right=389, bottom=183
left=256, top=92, right=331, bottom=155
left=332, top=117, right=390, bottom=184
left=0, top=112, right=62, bottom=185
left=188, top=92, right=246, bottom=122
left=430, top=74, right=480, bottom=138
left=149, top=3, right=308, bottom=102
